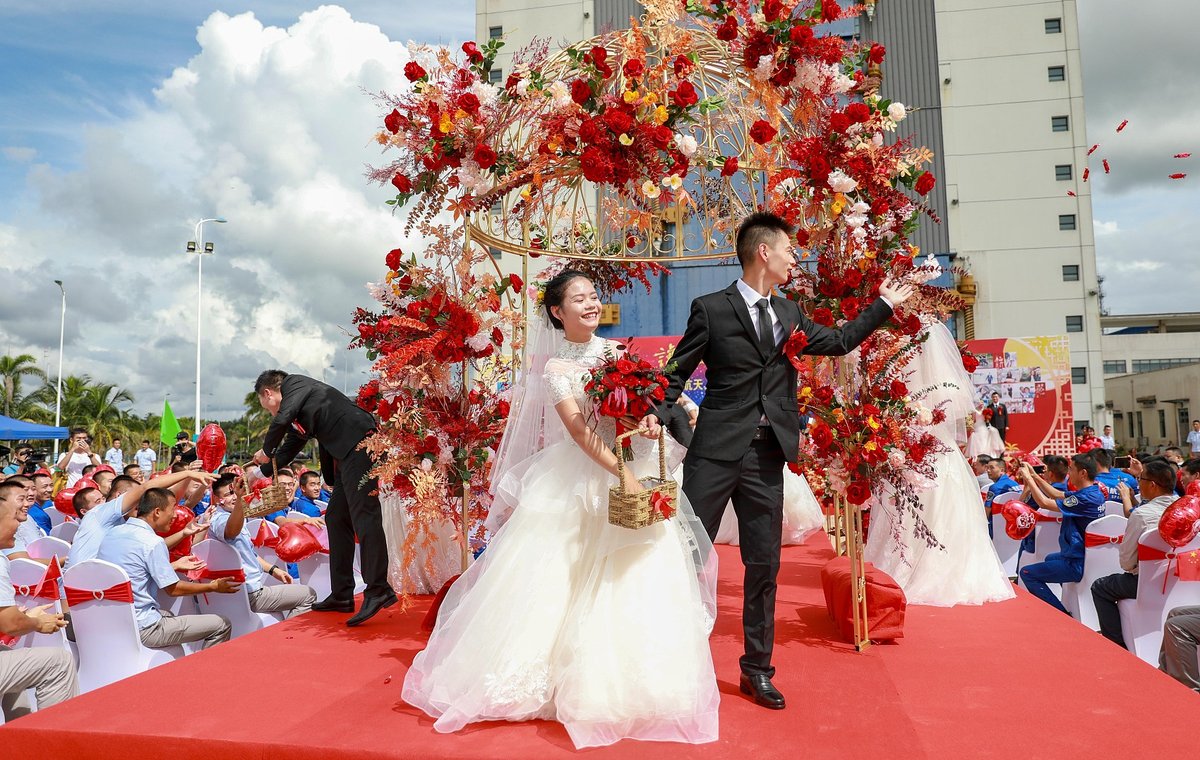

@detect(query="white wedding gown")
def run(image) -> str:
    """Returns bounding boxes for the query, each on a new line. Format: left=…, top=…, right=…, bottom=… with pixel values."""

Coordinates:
left=865, top=323, right=1015, bottom=606
left=714, top=467, right=824, bottom=546
left=402, top=335, right=720, bottom=749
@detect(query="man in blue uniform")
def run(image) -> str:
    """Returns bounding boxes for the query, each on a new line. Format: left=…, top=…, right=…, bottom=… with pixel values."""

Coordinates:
left=1017, top=454, right=1106, bottom=612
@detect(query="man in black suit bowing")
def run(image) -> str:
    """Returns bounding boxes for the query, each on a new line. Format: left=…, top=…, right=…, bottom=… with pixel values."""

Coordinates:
left=252, top=370, right=396, bottom=626
left=642, top=212, right=913, bottom=709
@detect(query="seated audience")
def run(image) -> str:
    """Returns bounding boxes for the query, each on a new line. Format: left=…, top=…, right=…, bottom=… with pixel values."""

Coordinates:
left=28, top=472, right=53, bottom=534
left=972, top=455, right=993, bottom=491
left=1092, top=448, right=1137, bottom=499
left=96, top=488, right=240, bottom=651
left=0, top=481, right=78, bottom=720
left=1, top=476, right=46, bottom=563
left=1017, top=454, right=1105, bottom=612
left=1161, top=606, right=1200, bottom=693
left=208, top=475, right=315, bottom=618
left=292, top=471, right=327, bottom=517
left=1090, top=461, right=1178, bottom=648
left=262, top=469, right=324, bottom=528
left=984, top=457, right=1020, bottom=512
left=123, top=462, right=145, bottom=483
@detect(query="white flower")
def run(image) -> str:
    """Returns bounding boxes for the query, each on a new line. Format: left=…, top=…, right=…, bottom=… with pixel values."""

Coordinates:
left=776, top=177, right=798, bottom=194
left=456, top=159, right=493, bottom=195
left=752, top=54, right=775, bottom=83
left=419, top=458, right=433, bottom=472
left=872, top=132, right=884, bottom=147
left=548, top=80, right=572, bottom=108
left=674, top=133, right=698, bottom=157
left=887, top=449, right=906, bottom=468
left=470, top=81, right=500, bottom=110
left=888, top=102, right=907, bottom=122
left=915, top=405, right=934, bottom=425
left=851, top=226, right=868, bottom=241
left=832, top=72, right=855, bottom=94
left=662, top=174, right=683, bottom=191
left=466, top=330, right=492, bottom=352
left=514, top=77, right=531, bottom=98
left=827, top=169, right=858, bottom=194
left=641, top=180, right=661, bottom=199
left=751, top=11, right=767, bottom=26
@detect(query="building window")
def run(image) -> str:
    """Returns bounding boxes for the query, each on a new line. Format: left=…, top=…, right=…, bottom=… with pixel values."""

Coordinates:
left=1071, top=366, right=1087, bottom=386
left=1103, top=360, right=1128, bottom=375
left=1128, top=412, right=1135, bottom=439
left=1045, top=18, right=1062, bottom=34
left=1136, top=411, right=1144, bottom=439
left=1051, top=116, right=1070, bottom=132
left=1065, top=315, right=1083, bottom=333
left=1059, top=214, right=1077, bottom=231
left=1132, top=358, right=1200, bottom=373
left=1048, top=66, right=1066, bottom=82
left=489, top=25, right=503, bottom=39
left=488, top=68, right=503, bottom=85
left=1159, top=409, right=1168, bottom=439
left=1055, top=164, right=1073, bottom=180
left=1062, top=264, right=1080, bottom=281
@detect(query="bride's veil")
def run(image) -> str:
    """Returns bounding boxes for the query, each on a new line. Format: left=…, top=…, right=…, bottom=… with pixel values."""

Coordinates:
left=911, top=319, right=977, bottom=447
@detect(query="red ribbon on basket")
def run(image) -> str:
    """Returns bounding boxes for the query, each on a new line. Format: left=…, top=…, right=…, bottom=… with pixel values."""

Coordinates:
left=14, top=556, right=62, bottom=601
left=252, top=521, right=278, bottom=548
left=650, top=490, right=675, bottom=519
left=64, top=580, right=135, bottom=606
left=1084, top=533, right=1123, bottom=548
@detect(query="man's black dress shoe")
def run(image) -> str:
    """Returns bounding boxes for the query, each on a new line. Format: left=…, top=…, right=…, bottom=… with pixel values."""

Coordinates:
left=312, top=595, right=354, bottom=613
left=740, top=673, right=786, bottom=710
left=346, top=593, right=397, bottom=627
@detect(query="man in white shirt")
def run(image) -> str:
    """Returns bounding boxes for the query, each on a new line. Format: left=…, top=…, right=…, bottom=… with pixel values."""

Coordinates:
left=133, top=440, right=157, bottom=476
left=1090, top=460, right=1178, bottom=650
left=1098, top=425, right=1116, bottom=451
left=972, top=455, right=994, bottom=491
left=0, top=476, right=46, bottom=564
left=0, top=481, right=78, bottom=721
left=1187, top=420, right=1200, bottom=456
left=96, top=487, right=239, bottom=650
left=104, top=439, right=124, bottom=471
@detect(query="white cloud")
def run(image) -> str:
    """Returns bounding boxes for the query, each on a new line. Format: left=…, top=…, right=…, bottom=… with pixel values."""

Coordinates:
left=2, top=146, right=37, bottom=162
left=1093, top=220, right=1120, bottom=236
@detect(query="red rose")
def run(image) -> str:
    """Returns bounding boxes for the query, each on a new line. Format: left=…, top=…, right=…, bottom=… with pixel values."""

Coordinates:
left=813, top=386, right=835, bottom=405
left=829, top=111, right=851, bottom=134
left=845, top=102, right=870, bottom=124
left=915, top=171, right=936, bottom=196
left=784, top=328, right=809, bottom=368
left=789, top=25, right=814, bottom=45
left=811, top=423, right=833, bottom=449
left=840, top=296, right=861, bottom=319
left=961, top=352, right=979, bottom=373
left=616, top=358, right=637, bottom=374
left=716, top=15, right=738, bottom=41
left=673, top=54, right=693, bottom=77
left=796, top=228, right=810, bottom=246
left=385, top=247, right=403, bottom=271
left=404, top=61, right=427, bottom=81
left=749, top=119, right=777, bottom=144
left=721, top=156, right=739, bottom=177
left=391, top=173, right=413, bottom=193
left=599, top=393, right=628, bottom=418
left=821, top=0, right=842, bottom=22
left=843, top=267, right=863, bottom=288
left=505, top=72, right=521, bottom=90
left=623, top=59, right=645, bottom=80
left=845, top=480, right=871, bottom=505
left=650, top=125, right=673, bottom=148
left=889, top=379, right=908, bottom=398
left=670, top=81, right=699, bottom=108
left=384, top=108, right=404, bottom=134
left=764, top=0, right=783, bottom=22
left=458, top=92, right=481, bottom=115
left=602, top=107, right=634, bottom=135
left=812, top=307, right=834, bottom=326
left=579, top=117, right=605, bottom=145
left=473, top=144, right=498, bottom=169
left=868, top=43, right=886, bottom=65
left=580, top=145, right=614, bottom=183
left=508, top=273, right=523, bottom=290
left=462, top=41, right=484, bottom=63
left=571, top=78, right=592, bottom=105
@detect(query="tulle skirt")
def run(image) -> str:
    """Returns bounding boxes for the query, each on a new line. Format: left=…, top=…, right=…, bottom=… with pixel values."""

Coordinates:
left=966, top=425, right=1004, bottom=459
left=402, top=439, right=720, bottom=749
left=714, top=467, right=824, bottom=546
left=866, top=450, right=1015, bottom=606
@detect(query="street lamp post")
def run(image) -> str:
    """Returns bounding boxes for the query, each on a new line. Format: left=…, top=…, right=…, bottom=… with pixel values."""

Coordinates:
left=52, top=280, right=66, bottom=459
left=187, top=217, right=227, bottom=437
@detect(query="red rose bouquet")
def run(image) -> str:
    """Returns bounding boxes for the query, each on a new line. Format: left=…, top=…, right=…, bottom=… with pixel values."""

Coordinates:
left=584, top=344, right=671, bottom=459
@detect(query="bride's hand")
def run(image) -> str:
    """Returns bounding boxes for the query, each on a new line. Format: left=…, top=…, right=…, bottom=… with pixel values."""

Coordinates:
left=621, top=472, right=644, bottom=495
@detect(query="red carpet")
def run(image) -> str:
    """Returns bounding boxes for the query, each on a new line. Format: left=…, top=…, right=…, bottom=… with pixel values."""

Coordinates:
left=4, top=534, right=1198, bottom=758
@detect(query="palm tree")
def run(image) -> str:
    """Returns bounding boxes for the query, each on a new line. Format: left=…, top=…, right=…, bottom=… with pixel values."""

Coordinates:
left=0, top=354, right=47, bottom=418
left=25, top=375, right=134, bottom=443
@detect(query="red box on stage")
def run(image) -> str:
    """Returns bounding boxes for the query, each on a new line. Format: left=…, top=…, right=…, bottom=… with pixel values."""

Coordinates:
left=820, top=556, right=907, bottom=643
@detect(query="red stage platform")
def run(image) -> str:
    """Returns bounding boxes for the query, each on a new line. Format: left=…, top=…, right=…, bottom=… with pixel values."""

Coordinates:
left=4, top=534, right=1198, bottom=759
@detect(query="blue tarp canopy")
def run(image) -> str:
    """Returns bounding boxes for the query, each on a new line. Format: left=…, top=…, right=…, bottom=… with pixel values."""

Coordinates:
left=0, top=415, right=69, bottom=440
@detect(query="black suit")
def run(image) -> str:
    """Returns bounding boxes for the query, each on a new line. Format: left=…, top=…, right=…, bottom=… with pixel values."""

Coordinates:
left=261, top=374, right=393, bottom=600
left=657, top=282, right=892, bottom=677
left=989, top=402, right=1009, bottom=442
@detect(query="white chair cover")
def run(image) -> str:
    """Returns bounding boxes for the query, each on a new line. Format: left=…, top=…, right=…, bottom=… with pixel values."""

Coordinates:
left=7, top=558, right=70, bottom=655
left=49, top=522, right=78, bottom=543
left=1016, top=509, right=1065, bottom=602
left=1061, top=514, right=1127, bottom=629
left=1117, top=529, right=1200, bottom=664
left=989, top=491, right=1024, bottom=577
left=1103, top=501, right=1126, bottom=518
left=26, top=536, right=71, bottom=562
left=190, top=539, right=281, bottom=639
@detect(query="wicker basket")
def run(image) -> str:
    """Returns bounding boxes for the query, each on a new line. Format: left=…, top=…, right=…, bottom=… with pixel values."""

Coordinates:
left=608, top=429, right=678, bottom=530
left=242, top=459, right=291, bottom=519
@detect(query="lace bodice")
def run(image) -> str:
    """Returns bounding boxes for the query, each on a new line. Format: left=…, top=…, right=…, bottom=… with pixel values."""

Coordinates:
left=544, top=335, right=621, bottom=445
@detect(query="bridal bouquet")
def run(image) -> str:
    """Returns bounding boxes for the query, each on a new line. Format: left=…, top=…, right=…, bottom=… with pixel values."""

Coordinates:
left=584, top=345, right=671, bottom=460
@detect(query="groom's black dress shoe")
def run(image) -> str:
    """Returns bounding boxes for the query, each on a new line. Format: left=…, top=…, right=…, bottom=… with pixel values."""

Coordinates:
left=312, top=595, right=354, bottom=613
left=740, top=674, right=786, bottom=710
left=346, top=593, right=397, bottom=627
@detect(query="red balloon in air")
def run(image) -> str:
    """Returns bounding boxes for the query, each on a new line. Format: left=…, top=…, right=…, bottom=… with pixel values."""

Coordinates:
left=1158, top=496, right=1200, bottom=549
left=54, top=487, right=79, bottom=516
left=274, top=523, right=327, bottom=563
left=196, top=424, right=228, bottom=472
left=998, top=501, right=1038, bottom=541
left=157, top=506, right=198, bottom=561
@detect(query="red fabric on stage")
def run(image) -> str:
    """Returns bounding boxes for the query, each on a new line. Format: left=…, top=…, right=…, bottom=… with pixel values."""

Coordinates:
left=819, top=555, right=906, bottom=642
left=420, top=574, right=461, bottom=632
left=7, top=535, right=1200, bottom=760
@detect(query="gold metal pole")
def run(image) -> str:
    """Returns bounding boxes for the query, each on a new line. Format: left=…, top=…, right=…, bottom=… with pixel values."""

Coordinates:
left=846, top=496, right=872, bottom=651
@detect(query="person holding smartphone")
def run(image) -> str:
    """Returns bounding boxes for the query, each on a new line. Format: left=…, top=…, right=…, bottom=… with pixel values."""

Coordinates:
left=55, top=428, right=101, bottom=488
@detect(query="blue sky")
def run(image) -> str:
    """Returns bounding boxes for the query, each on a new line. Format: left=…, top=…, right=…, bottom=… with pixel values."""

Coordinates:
left=0, top=2, right=1195, bottom=420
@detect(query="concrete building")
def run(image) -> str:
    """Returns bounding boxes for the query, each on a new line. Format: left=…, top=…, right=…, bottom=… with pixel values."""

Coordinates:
left=476, top=1, right=1106, bottom=425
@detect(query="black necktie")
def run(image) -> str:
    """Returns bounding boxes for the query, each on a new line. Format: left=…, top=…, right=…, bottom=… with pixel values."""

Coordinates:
left=755, top=298, right=774, bottom=354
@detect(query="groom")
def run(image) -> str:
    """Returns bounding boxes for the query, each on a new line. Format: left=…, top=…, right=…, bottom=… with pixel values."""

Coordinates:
left=643, top=212, right=913, bottom=709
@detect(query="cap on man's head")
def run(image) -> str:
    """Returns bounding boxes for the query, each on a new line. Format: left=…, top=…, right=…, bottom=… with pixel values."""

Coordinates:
left=176, top=432, right=189, bottom=440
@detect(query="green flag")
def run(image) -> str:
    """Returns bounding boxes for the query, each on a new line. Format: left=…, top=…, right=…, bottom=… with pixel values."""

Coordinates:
left=160, top=399, right=182, bottom=446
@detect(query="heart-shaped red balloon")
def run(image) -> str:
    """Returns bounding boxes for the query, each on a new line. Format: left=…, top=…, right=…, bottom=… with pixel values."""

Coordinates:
left=1186, top=480, right=1200, bottom=499
left=196, top=423, right=227, bottom=472
left=1158, top=496, right=1200, bottom=548
left=998, top=501, right=1038, bottom=540
left=54, top=487, right=80, bottom=516
left=274, top=523, right=327, bottom=563
left=157, top=506, right=198, bottom=560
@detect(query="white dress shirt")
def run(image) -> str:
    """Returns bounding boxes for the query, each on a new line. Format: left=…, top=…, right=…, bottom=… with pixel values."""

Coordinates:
left=67, top=494, right=130, bottom=567
left=736, top=279, right=784, bottom=347
left=96, top=518, right=180, bottom=629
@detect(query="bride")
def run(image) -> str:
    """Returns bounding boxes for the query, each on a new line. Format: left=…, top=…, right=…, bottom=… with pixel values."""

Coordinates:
left=402, top=271, right=720, bottom=749
left=864, top=319, right=1015, bottom=606
left=714, top=467, right=824, bottom=546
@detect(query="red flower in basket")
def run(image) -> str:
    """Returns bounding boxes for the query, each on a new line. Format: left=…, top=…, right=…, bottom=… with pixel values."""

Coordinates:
left=783, top=327, right=809, bottom=370
left=585, top=344, right=672, bottom=460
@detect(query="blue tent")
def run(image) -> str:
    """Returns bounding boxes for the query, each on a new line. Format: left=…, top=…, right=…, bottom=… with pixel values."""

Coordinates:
left=0, top=415, right=69, bottom=440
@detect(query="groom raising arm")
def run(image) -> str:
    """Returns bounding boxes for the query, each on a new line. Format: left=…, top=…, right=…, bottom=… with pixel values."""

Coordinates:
left=641, top=211, right=913, bottom=709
